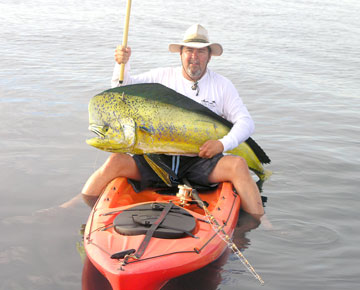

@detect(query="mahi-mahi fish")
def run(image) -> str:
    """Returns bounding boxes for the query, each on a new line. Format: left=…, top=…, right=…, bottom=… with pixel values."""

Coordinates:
left=86, top=83, right=272, bottom=185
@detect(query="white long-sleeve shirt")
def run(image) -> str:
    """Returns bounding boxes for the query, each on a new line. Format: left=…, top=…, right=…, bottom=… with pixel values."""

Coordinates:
left=111, top=63, right=254, bottom=152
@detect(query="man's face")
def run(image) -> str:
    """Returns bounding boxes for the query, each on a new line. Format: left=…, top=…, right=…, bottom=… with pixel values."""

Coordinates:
left=181, top=46, right=211, bottom=81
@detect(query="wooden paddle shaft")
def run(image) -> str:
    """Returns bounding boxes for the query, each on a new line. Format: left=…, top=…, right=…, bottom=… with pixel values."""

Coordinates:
left=119, top=0, right=132, bottom=84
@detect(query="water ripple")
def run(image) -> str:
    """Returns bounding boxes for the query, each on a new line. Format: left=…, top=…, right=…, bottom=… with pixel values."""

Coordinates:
left=264, top=219, right=339, bottom=246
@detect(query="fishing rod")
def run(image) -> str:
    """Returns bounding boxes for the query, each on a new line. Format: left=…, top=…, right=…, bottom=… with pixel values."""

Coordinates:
left=183, top=180, right=265, bottom=285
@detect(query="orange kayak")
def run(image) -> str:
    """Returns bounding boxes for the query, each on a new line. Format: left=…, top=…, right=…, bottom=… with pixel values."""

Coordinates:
left=84, top=177, right=240, bottom=289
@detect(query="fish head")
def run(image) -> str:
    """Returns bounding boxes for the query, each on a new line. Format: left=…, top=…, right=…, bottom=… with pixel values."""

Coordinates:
left=86, top=118, right=136, bottom=153
left=86, top=113, right=136, bottom=153
left=86, top=91, right=137, bottom=153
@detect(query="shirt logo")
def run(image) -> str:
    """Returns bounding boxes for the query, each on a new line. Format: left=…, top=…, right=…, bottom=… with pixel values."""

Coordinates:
left=201, top=99, right=216, bottom=110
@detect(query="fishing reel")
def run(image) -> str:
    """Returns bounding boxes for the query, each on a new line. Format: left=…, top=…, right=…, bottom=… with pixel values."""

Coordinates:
left=177, top=184, right=193, bottom=207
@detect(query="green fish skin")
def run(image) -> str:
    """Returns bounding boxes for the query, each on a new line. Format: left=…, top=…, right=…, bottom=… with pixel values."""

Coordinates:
left=86, top=83, right=271, bottom=184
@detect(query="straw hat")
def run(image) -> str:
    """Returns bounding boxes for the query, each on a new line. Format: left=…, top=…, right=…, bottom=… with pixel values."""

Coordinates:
left=169, top=24, right=223, bottom=56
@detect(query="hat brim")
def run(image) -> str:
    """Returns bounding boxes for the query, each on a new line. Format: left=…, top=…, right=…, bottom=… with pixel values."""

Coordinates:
left=169, top=42, right=223, bottom=56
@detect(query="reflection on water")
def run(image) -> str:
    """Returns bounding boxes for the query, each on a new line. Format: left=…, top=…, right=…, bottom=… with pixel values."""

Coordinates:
left=80, top=211, right=260, bottom=290
left=82, top=256, right=112, bottom=290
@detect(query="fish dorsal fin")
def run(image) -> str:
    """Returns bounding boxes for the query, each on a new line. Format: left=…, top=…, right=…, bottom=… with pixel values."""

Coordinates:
left=105, top=83, right=233, bottom=128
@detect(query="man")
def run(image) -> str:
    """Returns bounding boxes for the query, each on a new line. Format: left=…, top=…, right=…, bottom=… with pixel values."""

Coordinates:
left=81, top=24, right=264, bottom=216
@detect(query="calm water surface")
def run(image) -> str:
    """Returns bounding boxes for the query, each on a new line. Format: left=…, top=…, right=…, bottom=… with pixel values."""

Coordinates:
left=1, top=0, right=359, bottom=289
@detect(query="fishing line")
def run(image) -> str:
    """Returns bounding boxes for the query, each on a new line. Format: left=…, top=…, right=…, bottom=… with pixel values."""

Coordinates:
left=205, top=214, right=265, bottom=285
left=92, top=150, right=101, bottom=173
left=188, top=186, right=265, bottom=285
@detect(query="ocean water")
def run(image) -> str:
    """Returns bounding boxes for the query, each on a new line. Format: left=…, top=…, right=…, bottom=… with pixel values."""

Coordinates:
left=1, top=0, right=359, bottom=289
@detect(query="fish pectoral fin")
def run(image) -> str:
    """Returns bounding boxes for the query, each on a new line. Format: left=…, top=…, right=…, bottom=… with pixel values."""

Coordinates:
left=139, top=126, right=153, bottom=134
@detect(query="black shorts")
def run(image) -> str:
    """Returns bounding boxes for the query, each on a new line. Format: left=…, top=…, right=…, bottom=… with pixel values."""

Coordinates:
left=129, top=154, right=224, bottom=192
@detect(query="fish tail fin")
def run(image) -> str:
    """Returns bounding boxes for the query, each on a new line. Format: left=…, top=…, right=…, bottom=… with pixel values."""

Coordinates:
left=256, top=169, right=272, bottom=192
left=261, top=169, right=273, bottom=181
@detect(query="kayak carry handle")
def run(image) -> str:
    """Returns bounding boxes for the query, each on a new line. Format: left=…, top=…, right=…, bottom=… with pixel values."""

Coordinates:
left=111, top=248, right=136, bottom=259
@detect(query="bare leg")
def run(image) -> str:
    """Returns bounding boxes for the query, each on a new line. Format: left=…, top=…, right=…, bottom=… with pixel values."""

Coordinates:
left=208, top=155, right=264, bottom=217
left=59, top=153, right=141, bottom=208
left=81, top=153, right=141, bottom=197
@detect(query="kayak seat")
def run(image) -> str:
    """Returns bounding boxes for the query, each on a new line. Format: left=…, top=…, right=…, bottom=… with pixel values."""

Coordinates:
left=113, top=203, right=196, bottom=239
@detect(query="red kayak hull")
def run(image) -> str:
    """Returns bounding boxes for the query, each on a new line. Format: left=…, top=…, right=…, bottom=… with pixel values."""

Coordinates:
left=84, top=177, right=240, bottom=289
